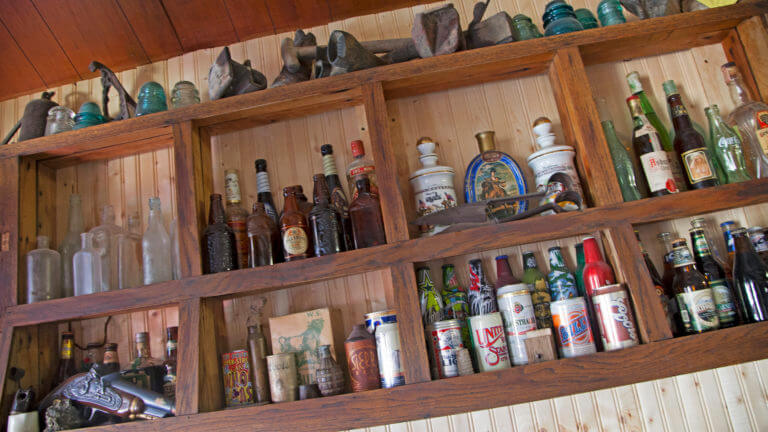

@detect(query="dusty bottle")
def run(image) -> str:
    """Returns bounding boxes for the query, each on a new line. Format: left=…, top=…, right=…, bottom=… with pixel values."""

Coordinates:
left=163, top=326, right=178, bottom=401
left=101, top=343, right=120, bottom=375
left=59, top=194, right=83, bottom=298
left=170, top=218, right=182, bottom=280
left=628, top=95, right=678, bottom=196
left=547, top=246, right=578, bottom=301
left=346, top=140, right=378, bottom=200
left=247, top=202, right=279, bottom=267
left=315, top=345, right=344, bottom=396
left=672, top=238, right=720, bottom=334
left=225, top=169, right=250, bottom=269
left=668, top=92, right=720, bottom=189
left=117, top=213, right=142, bottom=289
left=254, top=159, right=280, bottom=226
left=732, top=228, right=768, bottom=323
left=467, top=259, right=497, bottom=316
left=73, top=232, right=103, bottom=296
left=121, top=332, right=166, bottom=394
left=349, top=177, right=386, bottom=249
left=309, top=174, right=343, bottom=257
left=280, top=186, right=312, bottom=261
left=441, top=264, right=469, bottom=321
left=689, top=225, right=738, bottom=327
left=522, top=251, right=553, bottom=329
left=90, top=204, right=124, bottom=291
left=26, top=235, right=61, bottom=303
left=601, top=117, right=646, bottom=201
left=321, top=144, right=353, bottom=250
left=247, top=324, right=271, bottom=404
left=706, top=104, right=751, bottom=184
left=57, top=332, right=77, bottom=385
left=344, top=324, right=380, bottom=392
left=203, top=194, right=238, bottom=273
left=143, top=197, right=173, bottom=284
left=416, top=266, right=444, bottom=326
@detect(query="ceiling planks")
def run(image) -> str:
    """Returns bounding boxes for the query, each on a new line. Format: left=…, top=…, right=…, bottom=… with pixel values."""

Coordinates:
left=222, top=0, right=275, bottom=41
left=161, top=0, right=239, bottom=51
left=0, top=20, right=46, bottom=100
left=265, top=0, right=332, bottom=33
left=117, top=0, right=183, bottom=61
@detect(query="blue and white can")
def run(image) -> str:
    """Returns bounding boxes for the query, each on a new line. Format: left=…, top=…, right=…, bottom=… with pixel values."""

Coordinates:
left=375, top=322, right=406, bottom=388
left=365, top=309, right=397, bottom=334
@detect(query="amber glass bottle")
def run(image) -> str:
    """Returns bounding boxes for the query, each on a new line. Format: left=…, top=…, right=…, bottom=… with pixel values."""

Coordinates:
left=309, top=174, right=343, bottom=257
left=668, top=93, right=720, bottom=189
left=57, top=331, right=77, bottom=384
left=247, top=202, right=280, bottom=267
left=321, top=144, right=353, bottom=251
left=349, top=177, right=386, bottom=249
left=281, top=186, right=312, bottom=261
left=202, top=194, right=238, bottom=274
left=296, top=185, right=314, bottom=219
left=225, top=169, right=250, bottom=269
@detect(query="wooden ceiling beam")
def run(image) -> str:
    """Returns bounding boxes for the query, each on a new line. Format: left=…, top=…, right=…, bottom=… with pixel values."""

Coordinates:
left=0, top=20, right=46, bottom=101
left=160, top=0, right=239, bottom=51
left=116, top=0, right=183, bottom=62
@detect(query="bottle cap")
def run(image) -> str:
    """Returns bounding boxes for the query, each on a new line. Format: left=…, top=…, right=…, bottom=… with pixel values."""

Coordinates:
left=548, top=246, right=561, bottom=252
left=662, top=80, right=678, bottom=97
left=37, top=235, right=49, bottom=248
left=626, top=71, right=642, bottom=94
left=495, top=255, right=508, bottom=260
left=135, top=332, right=149, bottom=343
left=350, top=140, right=365, bottom=157
left=255, top=159, right=267, bottom=171
left=475, top=131, right=496, bottom=153
left=626, top=95, right=642, bottom=117
left=320, top=144, right=333, bottom=155
left=720, top=220, right=735, bottom=228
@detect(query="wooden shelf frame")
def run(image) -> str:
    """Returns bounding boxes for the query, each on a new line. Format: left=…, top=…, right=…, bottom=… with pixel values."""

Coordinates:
left=0, top=2, right=767, bottom=429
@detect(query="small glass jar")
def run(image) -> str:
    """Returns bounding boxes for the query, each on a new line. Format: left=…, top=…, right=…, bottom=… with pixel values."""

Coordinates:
left=170, top=81, right=200, bottom=109
left=512, top=14, right=544, bottom=40
left=574, top=8, right=599, bottom=29
left=136, top=81, right=168, bottom=116
left=597, top=0, right=626, bottom=26
left=73, top=102, right=105, bottom=130
left=45, top=106, right=75, bottom=135
left=542, top=0, right=584, bottom=36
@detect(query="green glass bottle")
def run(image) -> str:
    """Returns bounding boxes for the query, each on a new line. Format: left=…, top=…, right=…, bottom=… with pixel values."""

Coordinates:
left=601, top=119, right=647, bottom=201
left=626, top=72, right=673, bottom=152
left=689, top=226, right=739, bottom=327
left=522, top=251, right=553, bottom=329
left=706, top=104, right=751, bottom=184
left=574, top=243, right=586, bottom=297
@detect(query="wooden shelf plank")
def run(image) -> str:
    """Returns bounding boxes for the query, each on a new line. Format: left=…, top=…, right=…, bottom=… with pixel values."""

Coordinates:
left=81, top=321, right=768, bottom=432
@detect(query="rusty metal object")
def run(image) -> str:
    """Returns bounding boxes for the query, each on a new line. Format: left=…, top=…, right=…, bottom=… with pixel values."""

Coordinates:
left=2, top=92, right=58, bottom=145
left=412, top=3, right=464, bottom=57
left=208, top=47, right=267, bottom=100
left=327, top=30, right=387, bottom=75
left=89, top=61, right=136, bottom=121
left=272, top=30, right=318, bottom=88
left=466, top=7, right=515, bottom=49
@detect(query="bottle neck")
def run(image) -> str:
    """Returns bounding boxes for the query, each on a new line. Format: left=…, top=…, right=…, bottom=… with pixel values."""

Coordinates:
left=136, top=341, right=150, bottom=359
left=728, top=79, right=753, bottom=106
left=208, top=197, right=226, bottom=224
left=691, top=229, right=713, bottom=257
left=668, top=95, right=694, bottom=130
left=495, top=259, right=516, bottom=284
left=60, top=336, right=73, bottom=360
left=283, top=192, right=300, bottom=213
left=548, top=249, right=566, bottom=269
left=735, top=233, right=755, bottom=255
left=81, top=233, right=93, bottom=249
left=68, top=198, right=84, bottom=232
left=313, top=177, right=331, bottom=206
left=166, top=340, right=177, bottom=361
left=522, top=253, right=538, bottom=271
left=256, top=170, right=272, bottom=195
left=582, top=238, right=603, bottom=263
left=575, top=245, right=585, bottom=266
left=356, top=178, right=371, bottom=195
left=322, top=153, right=338, bottom=176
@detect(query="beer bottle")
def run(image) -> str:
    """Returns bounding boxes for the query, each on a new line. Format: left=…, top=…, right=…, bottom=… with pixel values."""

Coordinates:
left=628, top=95, right=678, bottom=196
left=441, top=264, right=469, bottom=321
left=667, top=92, right=720, bottom=189
left=657, top=232, right=676, bottom=293
left=308, top=174, right=343, bottom=257
left=224, top=169, right=250, bottom=270
left=416, top=267, right=444, bottom=326
left=101, top=343, right=120, bottom=375
left=254, top=159, right=279, bottom=226
left=495, top=255, right=521, bottom=287
left=280, top=186, right=312, bottom=261
left=546, top=246, right=579, bottom=301
left=202, top=194, right=238, bottom=274
left=521, top=251, right=553, bottom=329
left=247, top=202, right=280, bottom=267
left=635, top=230, right=676, bottom=334
left=689, top=226, right=738, bottom=327
left=671, top=238, right=720, bottom=333
left=163, top=326, right=178, bottom=400
left=320, top=144, right=354, bottom=251
left=732, top=228, right=768, bottom=323
left=690, top=217, right=730, bottom=275
left=467, top=259, right=498, bottom=316
left=57, top=332, right=77, bottom=384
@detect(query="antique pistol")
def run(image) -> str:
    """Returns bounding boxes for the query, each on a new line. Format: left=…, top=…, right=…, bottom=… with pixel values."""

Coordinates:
left=39, top=368, right=175, bottom=422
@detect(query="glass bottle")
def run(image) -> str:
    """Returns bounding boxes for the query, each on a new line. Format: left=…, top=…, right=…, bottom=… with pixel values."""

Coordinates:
left=668, top=92, right=720, bottom=189
left=416, top=267, right=444, bottom=326
left=522, top=251, right=553, bottom=329
left=721, top=220, right=739, bottom=266
left=90, top=204, right=123, bottom=292
left=657, top=231, right=683, bottom=335
left=280, top=186, right=312, bottom=261
left=706, top=104, right=751, bottom=184
left=547, top=246, right=579, bottom=301
left=321, top=144, right=353, bottom=251
left=73, top=232, right=103, bottom=296
left=296, top=186, right=314, bottom=219
left=60, top=194, right=83, bottom=298
left=346, top=140, right=378, bottom=200
left=73, top=102, right=105, bottom=129
left=203, top=193, right=238, bottom=273
left=247, top=323, right=271, bottom=404
left=143, top=197, right=172, bottom=284
left=101, top=343, right=120, bottom=375
left=574, top=243, right=586, bottom=297
left=601, top=118, right=646, bottom=201
left=309, top=174, right=343, bottom=257
left=671, top=238, right=720, bottom=334
left=747, top=226, right=768, bottom=264
left=662, top=80, right=713, bottom=167
left=121, top=332, right=166, bottom=394
left=135, top=81, right=168, bottom=116
left=636, top=230, right=676, bottom=333
left=441, top=264, right=469, bottom=321
left=495, top=255, right=521, bottom=287
left=349, top=177, right=386, bottom=249
left=254, top=159, right=279, bottom=226
left=721, top=62, right=768, bottom=178
left=26, top=235, right=61, bottom=303
left=467, top=259, right=498, bottom=315
left=170, top=80, right=200, bottom=109
left=224, top=169, right=250, bottom=269
left=689, top=225, right=738, bottom=327
left=732, top=228, right=768, bottom=323
left=315, top=345, right=345, bottom=397
left=44, top=106, right=75, bottom=136
left=247, top=202, right=279, bottom=267
left=170, top=218, right=182, bottom=280
left=82, top=342, right=103, bottom=373
left=163, top=326, right=178, bottom=401
left=468, top=130, right=528, bottom=219
left=628, top=95, right=679, bottom=196
left=57, top=332, right=77, bottom=385
left=691, top=217, right=729, bottom=274
left=582, top=236, right=615, bottom=296
left=117, top=213, right=142, bottom=289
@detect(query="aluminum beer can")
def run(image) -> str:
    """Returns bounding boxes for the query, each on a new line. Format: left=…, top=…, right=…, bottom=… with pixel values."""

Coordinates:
left=591, top=284, right=639, bottom=351
left=497, top=284, right=538, bottom=366
left=375, top=322, right=406, bottom=388
left=551, top=297, right=597, bottom=358
left=365, top=309, right=397, bottom=334
left=426, top=319, right=465, bottom=379
left=467, top=312, right=511, bottom=372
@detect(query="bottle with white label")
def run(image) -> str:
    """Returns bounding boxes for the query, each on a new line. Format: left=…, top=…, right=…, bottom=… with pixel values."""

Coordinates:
left=627, top=95, right=678, bottom=197
left=671, top=237, right=720, bottom=334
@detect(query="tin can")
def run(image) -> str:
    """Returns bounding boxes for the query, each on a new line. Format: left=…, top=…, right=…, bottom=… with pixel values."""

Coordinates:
left=365, top=309, right=397, bottom=334
left=222, top=349, right=254, bottom=407
left=426, top=319, right=465, bottom=379
left=551, top=297, right=597, bottom=358
left=467, top=312, right=511, bottom=372
left=591, top=284, right=639, bottom=351
left=497, top=285, right=538, bottom=365
left=375, top=322, right=406, bottom=388
left=266, top=352, right=298, bottom=403
left=344, top=324, right=380, bottom=392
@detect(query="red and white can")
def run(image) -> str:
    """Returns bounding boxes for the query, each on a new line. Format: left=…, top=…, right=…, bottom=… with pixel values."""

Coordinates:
left=591, top=284, right=639, bottom=351
left=468, top=312, right=511, bottom=372
left=551, top=297, right=597, bottom=358
left=426, top=319, right=465, bottom=379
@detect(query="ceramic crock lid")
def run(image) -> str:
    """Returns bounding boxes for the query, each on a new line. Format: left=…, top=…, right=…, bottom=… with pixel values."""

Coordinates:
left=410, top=137, right=455, bottom=180
left=527, top=117, right=574, bottom=163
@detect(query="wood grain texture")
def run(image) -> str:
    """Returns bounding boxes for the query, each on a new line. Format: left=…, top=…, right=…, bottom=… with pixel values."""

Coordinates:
left=0, top=17, right=45, bottom=100
left=161, top=0, right=239, bottom=52
left=220, top=0, right=274, bottom=40
left=0, top=158, right=19, bottom=310
left=264, top=0, right=331, bottom=33
left=173, top=121, right=205, bottom=277
left=198, top=297, right=226, bottom=412
left=722, top=28, right=763, bottom=106
left=388, top=262, right=430, bottom=384
left=116, top=0, right=183, bottom=61
left=736, top=15, right=768, bottom=101
left=176, top=298, right=201, bottom=415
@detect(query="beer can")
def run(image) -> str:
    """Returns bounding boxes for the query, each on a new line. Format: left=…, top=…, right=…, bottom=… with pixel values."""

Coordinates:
left=591, top=284, right=639, bottom=351
left=426, top=319, right=465, bottom=379
left=497, top=285, right=538, bottom=366
left=365, top=309, right=397, bottom=334
left=375, top=322, right=406, bottom=388
left=550, top=297, right=597, bottom=358
left=467, top=312, right=511, bottom=372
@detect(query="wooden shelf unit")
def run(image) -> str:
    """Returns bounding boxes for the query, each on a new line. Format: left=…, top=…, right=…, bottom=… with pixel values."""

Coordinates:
left=1, top=3, right=767, bottom=430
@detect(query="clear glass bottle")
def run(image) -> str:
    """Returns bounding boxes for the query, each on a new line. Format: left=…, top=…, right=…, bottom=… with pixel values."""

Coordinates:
left=117, top=213, right=143, bottom=289
left=142, top=197, right=172, bottom=284
left=89, top=205, right=124, bottom=292
left=26, top=235, right=62, bottom=303
left=346, top=140, right=378, bottom=201
left=706, top=104, right=751, bottom=184
left=60, top=194, right=83, bottom=298
left=721, top=62, right=768, bottom=178
left=601, top=118, right=647, bottom=201
left=224, top=169, right=250, bottom=269
left=44, top=106, right=75, bottom=136
left=73, top=232, right=103, bottom=296
left=170, top=218, right=182, bottom=280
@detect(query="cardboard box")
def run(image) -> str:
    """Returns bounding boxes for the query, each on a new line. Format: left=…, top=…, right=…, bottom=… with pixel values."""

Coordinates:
left=269, top=308, right=338, bottom=385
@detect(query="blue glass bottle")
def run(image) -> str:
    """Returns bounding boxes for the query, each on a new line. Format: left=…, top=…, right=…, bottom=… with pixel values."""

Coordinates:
left=574, top=8, right=599, bottom=29
left=136, top=81, right=168, bottom=116
left=73, top=102, right=105, bottom=130
left=542, top=1, right=584, bottom=36
left=597, top=0, right=626, bottom=26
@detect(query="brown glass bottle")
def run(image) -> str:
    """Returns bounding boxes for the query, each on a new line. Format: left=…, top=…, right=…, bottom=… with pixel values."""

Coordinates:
left=163, top=326, right=178, bottom=400
left=668, top=93, right=720, bottom=189
left=247, top=202, right=280, bottom=267
left=101, top=342, right=120, bottom=375
left=224, top=169, right=250, bottom=269
left=309, top=174, right=343, bottom=256
left=57, top=331, right=77, bottom=384
left=203, top=193, right=238, bottom=274
left=296, top=185, right=314, bottom=218
left=281, top=186, right=312, bottom=261
left=349, top=177, right=386, bottom=249
left=320, top=144, right=353, bottom=251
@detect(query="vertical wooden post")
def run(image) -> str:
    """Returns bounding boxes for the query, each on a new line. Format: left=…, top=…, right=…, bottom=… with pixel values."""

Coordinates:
left=0, top=157, right=19, bottom=310
left=176, top=298, right=201, bottom=415
left=735, top=16, right=768, bottom=100
left=197, top=297, right=226, bottom=412
left=721, top=28, right=763, bottom=103
left=0, top=320, right=14, bottom=417
left=17, top=157, right=37, bottom=306
left=388, top=262, right=431, bottom=384
left=548, top=47, right=623, bottom=207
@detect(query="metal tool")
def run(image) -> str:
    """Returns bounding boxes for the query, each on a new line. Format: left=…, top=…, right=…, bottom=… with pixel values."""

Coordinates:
left=89, top=61, right=136, bottom=121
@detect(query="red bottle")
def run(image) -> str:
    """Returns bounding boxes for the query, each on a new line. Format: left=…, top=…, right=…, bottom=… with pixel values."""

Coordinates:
left=582, top=236, right=615, bottom=296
